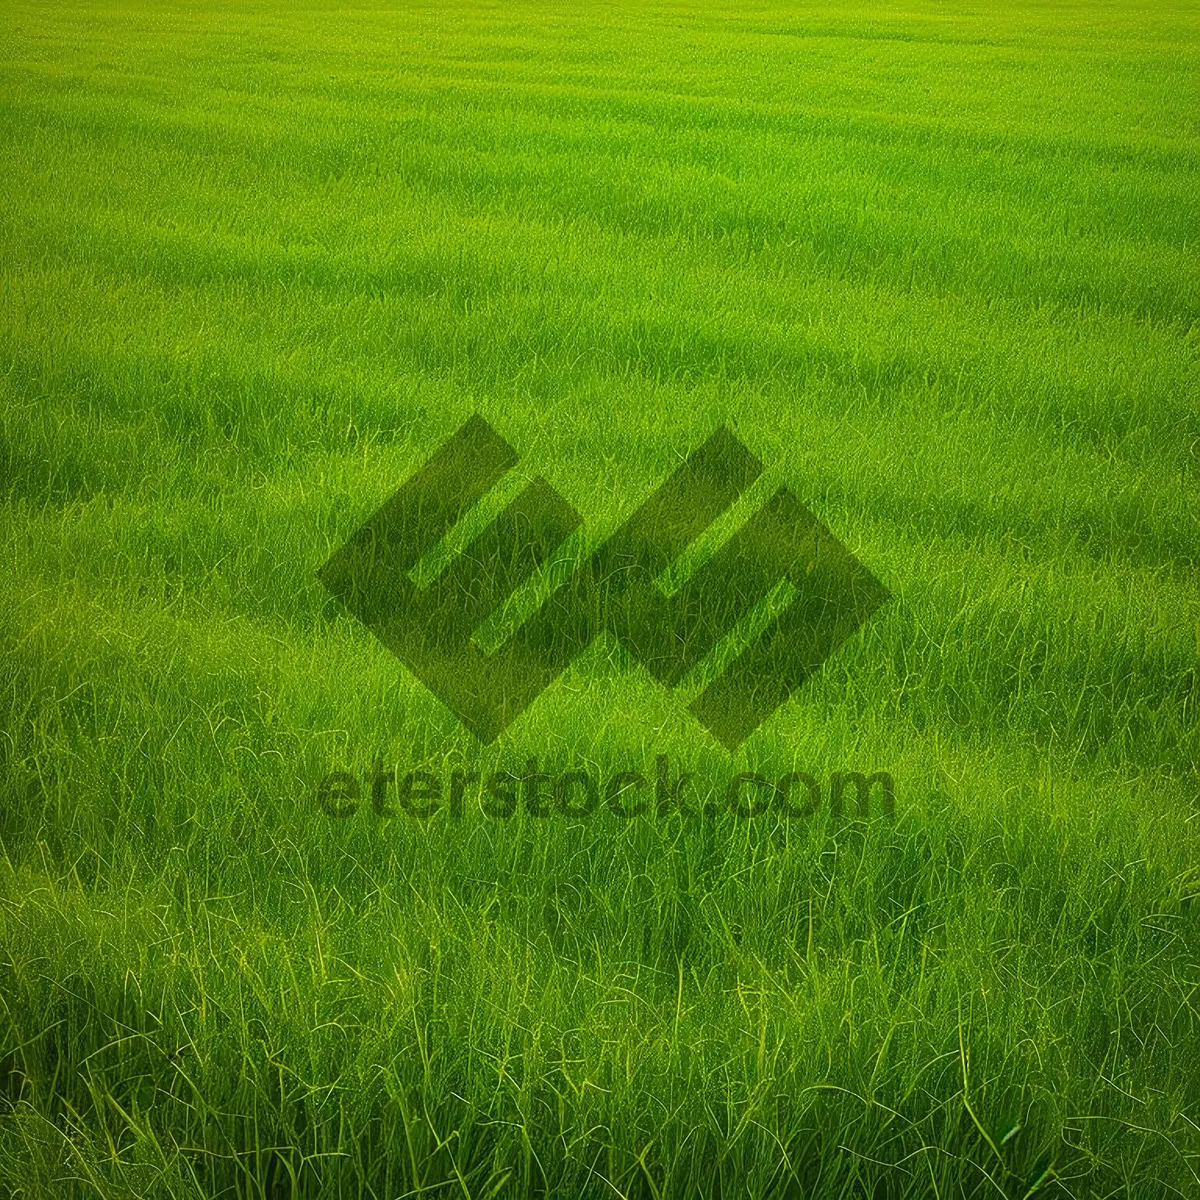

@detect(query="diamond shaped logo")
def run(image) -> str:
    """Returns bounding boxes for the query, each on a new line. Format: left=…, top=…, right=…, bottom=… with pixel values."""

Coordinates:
left=319, top=415, right=889, bottom=749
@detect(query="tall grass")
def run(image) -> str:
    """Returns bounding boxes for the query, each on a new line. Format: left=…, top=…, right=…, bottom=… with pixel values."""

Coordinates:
left=2, top=0, right=1198, bottom=1195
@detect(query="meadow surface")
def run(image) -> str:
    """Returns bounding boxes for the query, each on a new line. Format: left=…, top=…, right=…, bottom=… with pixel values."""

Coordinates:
left=2, top=1, right=1199, bottom=1196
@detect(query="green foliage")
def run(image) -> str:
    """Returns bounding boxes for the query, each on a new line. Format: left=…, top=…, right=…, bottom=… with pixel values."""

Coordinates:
left=1, top=0, right=1198, bottom=1195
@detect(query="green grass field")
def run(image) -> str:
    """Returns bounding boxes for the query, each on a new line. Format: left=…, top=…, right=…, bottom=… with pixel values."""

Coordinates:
left=3, top=0, right=1200, bottom=1195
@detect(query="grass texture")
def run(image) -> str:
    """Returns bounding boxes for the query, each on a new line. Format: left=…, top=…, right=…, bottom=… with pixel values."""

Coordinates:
left=2, top=0, right=1199, bottom=1195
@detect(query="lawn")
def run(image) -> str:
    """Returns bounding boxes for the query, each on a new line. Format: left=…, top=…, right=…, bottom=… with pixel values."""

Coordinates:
left=2, top=0, right=1199, bottom=1195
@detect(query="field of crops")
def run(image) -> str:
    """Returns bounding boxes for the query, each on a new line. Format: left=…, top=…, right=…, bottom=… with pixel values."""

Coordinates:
left=2, top=1, right=1199, bottom=1195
